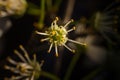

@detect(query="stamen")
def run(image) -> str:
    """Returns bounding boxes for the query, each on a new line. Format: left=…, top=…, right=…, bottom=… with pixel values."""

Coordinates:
left=19, top=45, right=32, bottom=64
left=68, top=39, right=86, bottom=45
left=7, top=57, right=17, bottom=65
left=31, top=72, right=35, bottom=80
left=14, top=50, right=27, bottom=62
left=40, top=38, right=49, bottom=42
left=20, top=73, right=30, bottom=76
left=4, top=65, right=20, bottom=73
left=55, top=17, right=59, bottom=21
left=21, top=69, right=32, bottom=74
left=33, top=54, right=36, bottom=63
left=4, top=65, right=12, bottom=70
left=51, top=17, right=59, bottom=29
left=54, top=17, right=59, bottom=26
left=55, top=42, right=58, bottom=57
left=25, top=78, right=29, bottom=80
left=63, top=44, right=75, bottom=53
left=64, top=19, right=74, bottom=28
left=48, top=43, right=53, bottom=53
left=40, top=60, right=44, bottom=67
left=10, top=76, right=23, bottom=80
left=67, top=26, right=76, bottom=33
left=36, top=31, right=49, bottom=35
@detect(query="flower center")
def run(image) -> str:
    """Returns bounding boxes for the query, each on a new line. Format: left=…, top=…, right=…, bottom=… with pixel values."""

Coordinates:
left=48, top=26, right=67, bottom=46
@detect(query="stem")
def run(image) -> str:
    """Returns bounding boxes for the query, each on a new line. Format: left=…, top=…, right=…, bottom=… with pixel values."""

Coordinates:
left=63, top=45, right=85, bottom=80
left=38, top=0, right=45, bottom=29
left=41, top=71, right=60, bottom=80
left=63, top=0, right=75, bottom=23
left=27, top=8, right=41, bottom=16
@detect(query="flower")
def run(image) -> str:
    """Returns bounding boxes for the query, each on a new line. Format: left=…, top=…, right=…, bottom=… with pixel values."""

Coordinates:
left=0, top=0, right=27, bottom=17
left=4, top=45, right=44, bottom=80
left=36, top=17, right=86, bottom=57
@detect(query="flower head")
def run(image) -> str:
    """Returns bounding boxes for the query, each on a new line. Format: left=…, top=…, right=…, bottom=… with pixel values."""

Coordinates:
left=4, top=45, right=44, bottom=80
left=36, top=17, right=86, bottom=57
left=0, top=0, right=27, bottom=17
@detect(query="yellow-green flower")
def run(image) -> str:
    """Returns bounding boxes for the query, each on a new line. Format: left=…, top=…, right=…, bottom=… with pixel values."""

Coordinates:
left=0, top=0, right=27, bottom=17
left=5, top=45, right=44, bottom=80
left=36, top=17, right=86, bottom=57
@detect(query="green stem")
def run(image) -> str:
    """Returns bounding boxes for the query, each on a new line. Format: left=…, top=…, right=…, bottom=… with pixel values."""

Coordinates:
left=27, top=8, right=41, bottom=16
left=63, top=45, right=85, bottom=80
left=41, top=71, right=60, bottom=80
left=38, top=0, right=45, bottom=29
